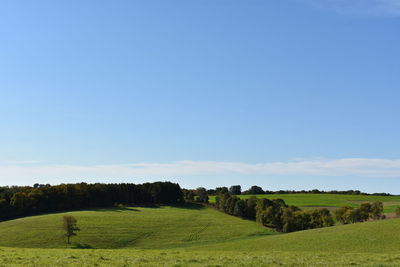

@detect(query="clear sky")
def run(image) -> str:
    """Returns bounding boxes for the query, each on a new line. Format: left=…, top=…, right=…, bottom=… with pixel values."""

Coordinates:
left=1, top=0, right=400, bottom=193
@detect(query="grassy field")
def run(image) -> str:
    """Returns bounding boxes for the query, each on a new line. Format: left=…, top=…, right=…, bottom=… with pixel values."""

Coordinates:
left=1, top=204, right=400, bottom=266
left=197, top=217, right=400, bottom=253
left=0, top=204, right=275, bottom=249
left=209, top=193, right=400, bottom=213
left=1, top=247, right=400, bottom=266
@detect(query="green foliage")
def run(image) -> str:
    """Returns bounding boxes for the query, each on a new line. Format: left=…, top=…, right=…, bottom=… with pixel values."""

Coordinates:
left=229, top=185, right=241, bottom=195
left=208, top=193, right=400, bottom=213
left=0, top=182, right=184, bottom=221
left=243, top=185, right=265, bottom=194
left=215, top=187, right=229, bottom=194
left=182, top=189, right=195, bottom=201
left=334, top=202, right=385, bottom=224
left=256, top=198, right=287, bottom=230
left=370, top=201, right=384, bottom=220
left=63, top=216, right=80, bottom=244
left=195, top=187, right=208, bottom=203
left=233, top=199, right=246, bottom=217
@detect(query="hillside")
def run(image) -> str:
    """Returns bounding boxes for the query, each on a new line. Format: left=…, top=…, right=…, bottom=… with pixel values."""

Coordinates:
left=0, top=204, right=275, bottom=249
left=194, top=217, right=400, bottom=253
left=1, top=218, right=400, bottom=266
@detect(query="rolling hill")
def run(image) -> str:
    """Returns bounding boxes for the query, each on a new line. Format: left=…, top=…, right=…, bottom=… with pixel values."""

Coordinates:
left=1, top=204, right=400, bottom=266
left=0, top=204, right=275, bottom=249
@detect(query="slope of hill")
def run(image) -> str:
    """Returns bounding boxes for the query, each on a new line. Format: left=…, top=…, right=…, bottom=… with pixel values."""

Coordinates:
left=193, top=217, right=400, bottom=253
left=1, top=206, right=400, bottom=266
left=0, top=204, right=275, bottom=249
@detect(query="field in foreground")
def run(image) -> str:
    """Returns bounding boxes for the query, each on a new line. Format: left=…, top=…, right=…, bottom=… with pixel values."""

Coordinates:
left=1, top=247, right=400, bottom=266
left=209, top=193, right=400, bottom=213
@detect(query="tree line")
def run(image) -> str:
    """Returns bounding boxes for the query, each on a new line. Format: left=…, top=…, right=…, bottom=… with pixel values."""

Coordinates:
left=203, top=185, right=391, bottom=196
left=0, top=182, right=183, bottom=221
left=213, top=193, right=335, bottom=233
left=184, top=187, right=387, bottom=233
left=334, top=202, right=384, bottom=224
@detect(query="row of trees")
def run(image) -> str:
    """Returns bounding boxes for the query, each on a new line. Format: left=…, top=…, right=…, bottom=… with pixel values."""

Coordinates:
left=0, top=182, right=183, bottom=221
left=214, top=193, right=334, bottom=233
left=213, top=193, right=386, bottom=233
left=205, top=185, right=391, bottom=196
left=334, top=202, right=384, bottom=224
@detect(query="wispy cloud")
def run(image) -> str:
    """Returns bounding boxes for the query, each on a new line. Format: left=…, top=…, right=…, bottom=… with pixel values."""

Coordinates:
left=1, top=158, right=400, bottom=186
left=304, top=0, right=400, bottom=16
left=3, top=160, right=43, bottom=165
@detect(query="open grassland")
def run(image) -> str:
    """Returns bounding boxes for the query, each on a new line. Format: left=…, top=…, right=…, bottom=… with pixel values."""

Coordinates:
left=0, top=204, right=275, bottom=249
left=2, top=205, right=400, bottom=266
left=209, top=193, right=400, bottom=213
left=195, top=217, right=400, bottom=253
left=1, top=247, right=400, bottom=266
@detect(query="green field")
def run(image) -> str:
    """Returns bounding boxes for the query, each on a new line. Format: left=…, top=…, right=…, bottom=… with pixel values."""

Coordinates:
left=0, top=204, right=275, bottom=249
left=209, top=193, right=400, bottom=213
left=1, top=202, right=400, bottom=266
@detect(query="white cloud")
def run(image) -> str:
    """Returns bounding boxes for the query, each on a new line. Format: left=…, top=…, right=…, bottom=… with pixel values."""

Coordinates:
left=0, top=158, right=400, bottom=186
left=304, top=0, right=400, bottom=16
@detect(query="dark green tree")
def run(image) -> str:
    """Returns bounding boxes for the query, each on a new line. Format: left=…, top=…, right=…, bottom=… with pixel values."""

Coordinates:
left=245, top=186, right=265, bottom=195
left=233, top=199, right=246, bottom=217
left=63, top=216, right=80, bottom=245
left=229, top=185, right=242, bottom=195
left=195, top=187, right=209, bottom=203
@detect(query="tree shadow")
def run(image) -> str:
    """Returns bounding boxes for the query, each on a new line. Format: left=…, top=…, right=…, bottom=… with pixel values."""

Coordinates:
left=72, top=242, right=94, bottom=249
left=91, top=203, right=204, bottom=212
left=92, top=206, right=142, bottom=212
left=170, top=202, right=206, bottom=210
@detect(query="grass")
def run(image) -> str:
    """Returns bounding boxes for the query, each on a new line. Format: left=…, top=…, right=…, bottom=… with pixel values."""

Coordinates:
left=209, top=193, right=400, bottom=213
left=0, top=204, right=275, bottom=249
left=196, top=217, right=400, bottom=253
left=2, top=203, right=400, bottom=266
left=1, top=247, right=400, bottom=266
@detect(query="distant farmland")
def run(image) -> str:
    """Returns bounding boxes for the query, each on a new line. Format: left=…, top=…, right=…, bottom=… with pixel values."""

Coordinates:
left=209, top=193, right=400, bottom=213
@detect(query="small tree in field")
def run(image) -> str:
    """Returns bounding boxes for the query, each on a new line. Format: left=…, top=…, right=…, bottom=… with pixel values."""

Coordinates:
left=63, top=216, right=80, bottom=245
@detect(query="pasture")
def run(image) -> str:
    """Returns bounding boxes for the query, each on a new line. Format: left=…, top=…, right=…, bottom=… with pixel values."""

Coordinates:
left=1, top=201, right=400, bottom=266
left=0, top=204, right=275, bottom=249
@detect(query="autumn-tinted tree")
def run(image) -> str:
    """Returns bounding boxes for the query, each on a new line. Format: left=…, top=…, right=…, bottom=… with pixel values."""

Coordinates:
left=370, top=201, right=384, bottom=220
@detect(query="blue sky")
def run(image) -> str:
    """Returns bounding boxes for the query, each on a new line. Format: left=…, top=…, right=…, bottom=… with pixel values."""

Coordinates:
left=1, top=0, right=400, bottom=193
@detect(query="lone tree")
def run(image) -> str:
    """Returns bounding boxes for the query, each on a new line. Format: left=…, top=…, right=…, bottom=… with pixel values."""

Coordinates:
left=63, top=216, right=80, bottom=245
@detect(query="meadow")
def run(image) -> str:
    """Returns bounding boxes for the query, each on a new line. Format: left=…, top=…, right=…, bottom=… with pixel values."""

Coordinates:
left=1, top=247, right=400, bottom=266
left=0, top=204, right=275, bottom=249
left=1, top=194, right=400, bottom=266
